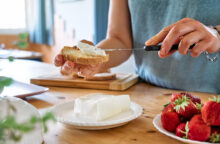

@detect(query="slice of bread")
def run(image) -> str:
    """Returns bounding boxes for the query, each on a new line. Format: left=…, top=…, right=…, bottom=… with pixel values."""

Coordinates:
left=61, top=46, right=109, bottom=65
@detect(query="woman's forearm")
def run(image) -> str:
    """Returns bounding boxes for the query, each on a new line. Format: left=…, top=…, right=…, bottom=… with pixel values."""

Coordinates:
left=97, top=37, right=132, bottom=71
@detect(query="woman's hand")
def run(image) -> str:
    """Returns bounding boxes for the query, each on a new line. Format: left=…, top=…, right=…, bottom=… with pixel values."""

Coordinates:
left=145, top=18, right=220, bottom=58
left=54, top=39, right=103, bottom=78
left=54, top=54, right=102, bottom=78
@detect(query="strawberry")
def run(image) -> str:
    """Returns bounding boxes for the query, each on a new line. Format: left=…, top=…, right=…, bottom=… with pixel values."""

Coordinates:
left=171, top=94, right=199, bottom=119
left=175, top=122, right=189, bottom=138
left=210, top=127, right=220, bottom=143
left=171, top=92, right=201, bottom=104
left=188, top=114, right=211, bottom=141
left=161, top=104, right=180, bottom=132
left=201, top=96, right=220, bottom=126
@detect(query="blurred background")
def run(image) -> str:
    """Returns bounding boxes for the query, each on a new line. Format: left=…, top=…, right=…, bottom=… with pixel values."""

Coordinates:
left=0, top=0, right=107, bottom=62
left=0, top=0, right=134, bottom=72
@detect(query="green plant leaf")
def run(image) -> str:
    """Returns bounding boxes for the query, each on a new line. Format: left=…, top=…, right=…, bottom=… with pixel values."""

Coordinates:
left=11, top=132, right=22, bottom=142
left=29, top=116, right=40, bottom=124
left=2, top=116, right=16, bottom=128
left=18, top=33, right=28, bottom=41
left=0, top=127, right=3, bottom=140
left=0, top=77, right=13, bottom=88
left=14, top=32, right=29, bottom=49
left=0, top=111, right=56, bottom=142
left=15, top=41, right=28, bottom=49
left=42, top=112, right=56, bottom=123
left=42, top=112, right=56, bottom=133
left=8, top=57, right=14, bottom=62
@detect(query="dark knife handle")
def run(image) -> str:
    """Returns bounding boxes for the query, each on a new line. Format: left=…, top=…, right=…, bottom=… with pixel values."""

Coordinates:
left=144, top=44, right=195, bottom=51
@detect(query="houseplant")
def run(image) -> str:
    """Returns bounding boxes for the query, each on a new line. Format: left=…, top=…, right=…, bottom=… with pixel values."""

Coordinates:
left=0, top=76, right=56, bottom=143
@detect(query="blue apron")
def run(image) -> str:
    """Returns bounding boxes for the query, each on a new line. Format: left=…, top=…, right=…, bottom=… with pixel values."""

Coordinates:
left=128, top=0, right=220, bottom=94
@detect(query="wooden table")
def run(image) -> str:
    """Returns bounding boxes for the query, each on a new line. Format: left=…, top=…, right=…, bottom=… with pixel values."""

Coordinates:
left=0, top=59, right=217, bottom=144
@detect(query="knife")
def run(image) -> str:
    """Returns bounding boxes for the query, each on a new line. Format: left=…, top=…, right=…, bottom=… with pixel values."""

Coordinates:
left=104, top=44, right=195, bottom=51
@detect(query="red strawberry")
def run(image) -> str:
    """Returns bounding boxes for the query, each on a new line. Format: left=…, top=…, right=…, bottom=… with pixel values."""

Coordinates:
left=176, top=122, right=189, bottom=138
left=171, top=92, right=201, bottom=104
left=161, top=104, right=180, bottom=132
left=201, top=96, right=220, bottom=126
left=188, top=114, right=211, bottom=141
left=210, top=127, right=220, bottom=143
left=171, top=94, right=199, bottom=118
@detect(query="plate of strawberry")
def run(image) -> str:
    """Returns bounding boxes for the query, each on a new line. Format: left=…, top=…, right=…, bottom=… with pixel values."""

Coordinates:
left=153, top=92, right=220, bottom=143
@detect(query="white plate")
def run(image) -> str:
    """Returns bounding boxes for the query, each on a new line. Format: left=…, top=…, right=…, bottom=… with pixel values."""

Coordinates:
left=52, top=100, right=143, bottom=130
left=153, top=114, right=211, bottom=144
left=0, top=49, right=42, bottom=59
left=0, top=80, right=49, bottom=98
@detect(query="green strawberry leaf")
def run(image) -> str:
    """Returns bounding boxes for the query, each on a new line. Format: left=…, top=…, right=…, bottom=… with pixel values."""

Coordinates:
left=210, top=96, right=220, bottom=103
left=183, top=136, right=187, bottom=139
left=196, top=103, right=203, bottom=111
left=180, top=129, right=186, bottom=135
left=185, top=122, right=189, bottom=139
left=163, top=102, right=170, bottom=109
left=210, top=133, right=220, bottom=143
left=179, top=122, right=189, bottom=139
left=174, top=95, right=189, bottom=112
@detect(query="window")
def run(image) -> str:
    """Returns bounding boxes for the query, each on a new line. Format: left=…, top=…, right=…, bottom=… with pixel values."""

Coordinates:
left=0, top=0, right=26, bottom=34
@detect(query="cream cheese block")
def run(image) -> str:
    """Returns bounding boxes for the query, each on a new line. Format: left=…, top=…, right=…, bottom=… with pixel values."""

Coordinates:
left=73, top=94, right=131, bottom=121
left=0, top=97, right=43, bottom=144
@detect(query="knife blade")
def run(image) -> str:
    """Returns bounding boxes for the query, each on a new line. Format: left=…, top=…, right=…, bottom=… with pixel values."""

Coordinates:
left=104, top=44, right=195, bottom=51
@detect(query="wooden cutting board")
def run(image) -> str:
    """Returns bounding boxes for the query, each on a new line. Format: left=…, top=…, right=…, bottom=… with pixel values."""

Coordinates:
left=30, top=73, right=139, bottom=91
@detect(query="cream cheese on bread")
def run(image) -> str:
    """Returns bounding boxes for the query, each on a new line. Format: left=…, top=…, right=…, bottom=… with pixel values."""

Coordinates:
left=77, top=41, right=106, bottom=56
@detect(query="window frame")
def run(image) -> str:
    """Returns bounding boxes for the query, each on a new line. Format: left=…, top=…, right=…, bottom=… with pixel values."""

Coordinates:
left=0, top=0, right=28, bottom=35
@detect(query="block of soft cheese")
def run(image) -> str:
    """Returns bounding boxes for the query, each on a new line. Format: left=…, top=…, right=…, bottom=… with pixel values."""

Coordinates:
left=73, top=94, right=131, bottom=121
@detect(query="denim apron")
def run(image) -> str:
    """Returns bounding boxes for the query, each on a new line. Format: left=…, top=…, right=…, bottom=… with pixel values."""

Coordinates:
left=128, top=0, right=220, bottom=93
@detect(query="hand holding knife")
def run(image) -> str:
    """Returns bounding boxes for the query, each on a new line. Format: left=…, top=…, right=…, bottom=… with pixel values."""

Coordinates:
left=105, top=44, right=195, bottom=51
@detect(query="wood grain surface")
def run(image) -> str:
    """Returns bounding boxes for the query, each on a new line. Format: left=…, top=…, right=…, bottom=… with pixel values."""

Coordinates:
left=30, top=73, right=138, bottom=91
left=0, top=59, right=218, bottom=144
